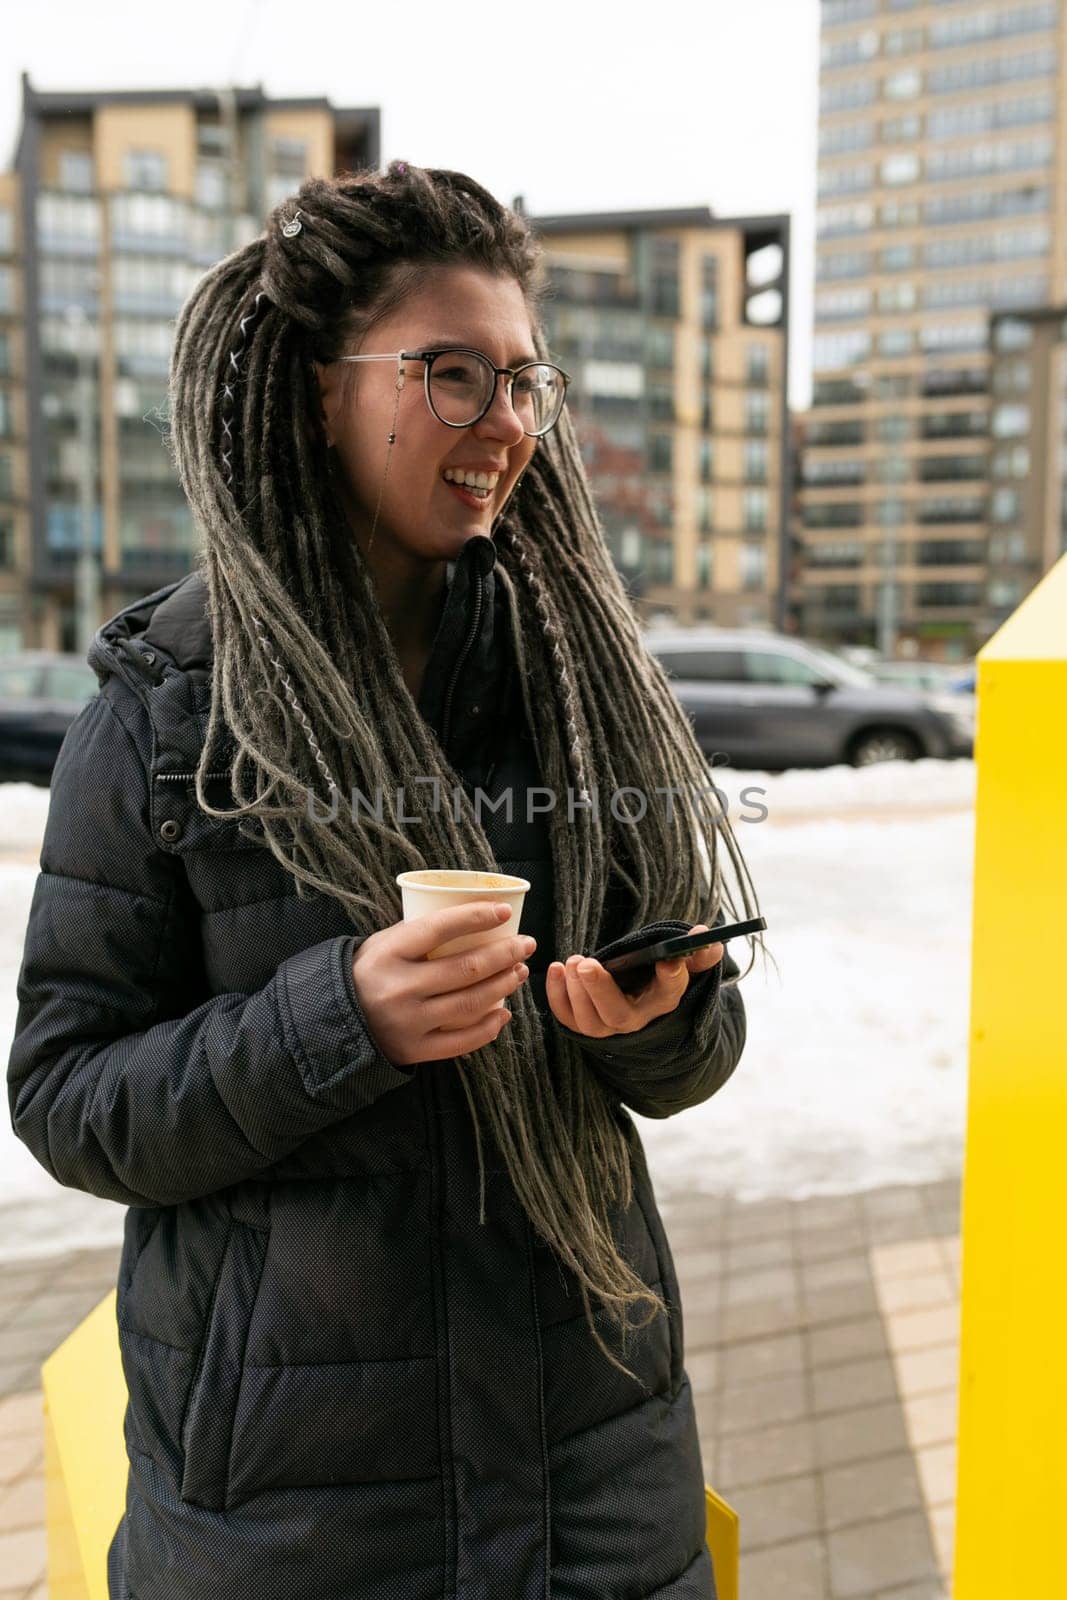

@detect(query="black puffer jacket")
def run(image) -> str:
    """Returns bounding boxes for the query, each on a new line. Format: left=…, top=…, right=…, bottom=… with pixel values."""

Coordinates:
left=8, top=533, right=746, bottom=1600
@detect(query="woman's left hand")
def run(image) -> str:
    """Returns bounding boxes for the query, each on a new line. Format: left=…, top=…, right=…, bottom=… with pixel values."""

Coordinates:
left=546, top=925, right=724, bottom=1039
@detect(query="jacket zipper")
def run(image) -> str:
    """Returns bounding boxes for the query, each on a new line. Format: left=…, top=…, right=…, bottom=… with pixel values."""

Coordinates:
left=439, top=572, right=484, bottom=758
left=155, top=771, right=231, bottom=782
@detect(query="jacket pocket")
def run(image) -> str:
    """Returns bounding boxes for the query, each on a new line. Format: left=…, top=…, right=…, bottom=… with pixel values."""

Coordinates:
left=179, top=1219, right=269, bottom=1510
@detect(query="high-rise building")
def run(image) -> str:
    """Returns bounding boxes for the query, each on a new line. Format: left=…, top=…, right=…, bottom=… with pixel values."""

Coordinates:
left=4, top=76, right=379, bottom=652
left=987, top=305, right=1067, bottom=618
left=531, top=207, right=791, bottom=628
left=803, top=0, right=1066, bottom=662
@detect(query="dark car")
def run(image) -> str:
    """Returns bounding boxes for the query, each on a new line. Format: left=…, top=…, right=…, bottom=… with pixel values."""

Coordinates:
left=644, top=628, right=975, bottom=770
left=0, top=652, right=100, bottom=784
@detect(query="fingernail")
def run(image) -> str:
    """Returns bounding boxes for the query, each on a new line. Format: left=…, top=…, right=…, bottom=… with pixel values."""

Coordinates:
left=494, top=903, right=511, bottom=919
left=578, top=961, right=597, bottom=977
left=662, top=960, right=684, bottom=976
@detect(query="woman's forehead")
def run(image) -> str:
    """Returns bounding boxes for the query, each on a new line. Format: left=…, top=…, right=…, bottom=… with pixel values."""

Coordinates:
left=381, top=266, right=537, bottom=357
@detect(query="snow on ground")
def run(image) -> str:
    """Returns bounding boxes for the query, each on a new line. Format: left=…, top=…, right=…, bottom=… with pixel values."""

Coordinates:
left=0, top=761, right=976, bottom=1261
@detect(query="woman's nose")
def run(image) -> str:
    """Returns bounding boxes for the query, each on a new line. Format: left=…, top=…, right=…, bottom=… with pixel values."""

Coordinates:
left=473, top=373, right=527, bottom=445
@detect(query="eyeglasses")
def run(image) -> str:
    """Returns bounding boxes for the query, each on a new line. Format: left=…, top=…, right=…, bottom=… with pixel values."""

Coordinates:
left=333, top=346, right=570, bottom=437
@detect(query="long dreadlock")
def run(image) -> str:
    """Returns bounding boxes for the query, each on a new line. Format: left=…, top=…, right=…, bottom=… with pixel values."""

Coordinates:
left=167, top=159, right=767, bottom=1383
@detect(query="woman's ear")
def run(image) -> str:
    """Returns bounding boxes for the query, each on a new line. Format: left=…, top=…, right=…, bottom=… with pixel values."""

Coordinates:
left=312, top=360, right=338, bottom=448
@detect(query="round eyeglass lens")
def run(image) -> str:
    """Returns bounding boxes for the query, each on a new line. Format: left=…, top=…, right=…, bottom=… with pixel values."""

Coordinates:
left=427, top=350, right=565, bottom=435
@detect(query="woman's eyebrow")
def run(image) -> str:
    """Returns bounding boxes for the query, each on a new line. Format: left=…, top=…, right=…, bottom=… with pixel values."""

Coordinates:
left=422, top=338, right=540, bottom=365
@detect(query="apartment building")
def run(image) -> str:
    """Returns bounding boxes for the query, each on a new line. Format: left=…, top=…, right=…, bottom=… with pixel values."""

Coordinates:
left=987, top=305, right=1067, bottom=612
left=4, top=76, right=379, bottom=651
left=531, top=207, right=791, bottom=628
left=803, top=0, right=1067, bottom=662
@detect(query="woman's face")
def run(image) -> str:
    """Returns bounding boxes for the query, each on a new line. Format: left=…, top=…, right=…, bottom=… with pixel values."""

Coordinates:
left=316, top=264, right=540, bottom=565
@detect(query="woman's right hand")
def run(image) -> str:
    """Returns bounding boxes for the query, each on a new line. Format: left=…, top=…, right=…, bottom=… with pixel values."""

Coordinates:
left=350, top=901, right=536, bottom=1067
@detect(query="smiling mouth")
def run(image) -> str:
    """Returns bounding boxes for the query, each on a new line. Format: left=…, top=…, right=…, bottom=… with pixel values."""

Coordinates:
left=438, top=473, right=495, bottom=505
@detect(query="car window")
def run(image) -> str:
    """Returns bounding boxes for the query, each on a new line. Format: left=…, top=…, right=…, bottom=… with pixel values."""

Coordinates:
left=655, top=649, right=746, bottom=683
left=744, top=650, right=829, bottom=687
left=45, top=663, right=98, bottom=704
left=0, top=664, right=44, bottom=700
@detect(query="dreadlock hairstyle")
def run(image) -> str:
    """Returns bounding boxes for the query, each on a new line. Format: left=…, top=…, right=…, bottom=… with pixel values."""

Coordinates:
left=168, top=159, right=767, bottom=1384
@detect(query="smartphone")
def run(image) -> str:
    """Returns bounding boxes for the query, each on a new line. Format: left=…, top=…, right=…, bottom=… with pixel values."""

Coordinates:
left=601, top=916, right=767, bottom=993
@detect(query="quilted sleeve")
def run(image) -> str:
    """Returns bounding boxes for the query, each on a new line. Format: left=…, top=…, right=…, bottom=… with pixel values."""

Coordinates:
left=555, top=911, right=747, bottom=1120
left=6, top=678, right=414, bottom=1208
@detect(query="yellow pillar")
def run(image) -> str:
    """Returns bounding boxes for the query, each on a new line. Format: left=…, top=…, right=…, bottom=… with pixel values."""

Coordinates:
left=954, top=553, right=1067, bottom=1595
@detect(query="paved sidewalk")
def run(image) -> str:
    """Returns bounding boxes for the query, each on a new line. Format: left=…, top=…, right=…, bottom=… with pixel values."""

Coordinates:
left=0, top=1177, right=961, bottom=1599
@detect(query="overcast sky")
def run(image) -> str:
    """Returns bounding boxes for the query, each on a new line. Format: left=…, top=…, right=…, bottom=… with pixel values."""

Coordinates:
left=3, top=0, right=820, bottom=407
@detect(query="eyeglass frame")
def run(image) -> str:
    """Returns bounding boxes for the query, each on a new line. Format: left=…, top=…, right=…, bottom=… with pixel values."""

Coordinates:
left=330, top=346, right=571, bottom=437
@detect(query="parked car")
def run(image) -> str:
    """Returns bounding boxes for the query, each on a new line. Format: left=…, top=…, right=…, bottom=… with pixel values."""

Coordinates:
left=643, top=628, right=975, bottom=770
left=0, top=652, right=99, bottom=784
left=865, top=660, right=973, bottom=695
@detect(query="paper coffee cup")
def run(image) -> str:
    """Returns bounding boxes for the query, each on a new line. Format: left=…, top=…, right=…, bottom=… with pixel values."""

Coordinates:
left=396, top=869, right=531, bottom=1009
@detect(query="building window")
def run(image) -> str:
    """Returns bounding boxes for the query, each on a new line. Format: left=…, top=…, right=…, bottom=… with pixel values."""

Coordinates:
left=878, top=328, right=914, bottom=357
left=813, top=329, right=871, bottom=370
left=645, top=325, right=674, bottom=371
left=271, top=137, right=308, bottom=177
left=0, top=516, right=14, bottom=569
left=0, top=208, right=13, bottom=254
left=992, top=403, right=1030, bottom=437
left=700, top=438, right=714, bottom=484
left=696, top=539, right=713, bottom=588
left=880, top=244, right=915, bottom=272
left=123, top=149, right=169, bottom=192
left=744, top=489, right=769, bottom=532
left=647, top=432, right=672, bottom=474
left=0, top=333, right=9, bottom=376
left=991, top=488, right=1022, bottom=523
left=59, top=150, right=94, bottom=193
left=744, top=440, right=769, bottom=484
left=701, top=256, right=719, bottom=331
left=195, top=163, right=228, bottom=211
left=746, top=345, right=771, bottom=387
left=740, top=543, right=767, bottom=592
left=697, top=488, right=714, bottom=535
left=994, top=317, right=1034, bottom=352
left=646, top=236, right=680, bottom=318
left=0, top=453, right=12, bottom=498
left=0, top=266, right=12, bottom=313
left=883, top=68, right=922, bottom=100
left=882, top=152, right=921, bottom=185
left=0, top=390, right=12, bottom=438
left=745, top=392, right=771, bottom=435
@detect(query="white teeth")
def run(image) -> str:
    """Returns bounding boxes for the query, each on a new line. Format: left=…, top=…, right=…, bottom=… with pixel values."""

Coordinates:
left=443, top=468, right=500, bottom=489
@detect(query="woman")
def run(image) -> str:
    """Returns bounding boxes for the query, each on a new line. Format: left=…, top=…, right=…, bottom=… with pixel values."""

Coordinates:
left=9, top=162, right=763, bottom=1600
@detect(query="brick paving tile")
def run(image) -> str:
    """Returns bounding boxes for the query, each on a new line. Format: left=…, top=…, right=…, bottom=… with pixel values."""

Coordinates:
left=874, top=1271, right=954, bottom=1316
left=0, top=1471, right=44, bottom=1533
left=720, top=1330, right=807, bottom=1386
left=826, top=1509, right=940, bottom=1598
left=716, top=1417, right=817, bottom=1490
left=811, top=1354, right=899, bottom=1416
left=0, top=1392, right=43, bottom=1439
left=808, top=1316, right=889, bottom=1368
left=725, top=1235, right=795, bottom=1272
left=821, top=1451, right=924, bottom=1530
left=718, top=1372, right=809, bottom=1435
left=720, top=1294, right=805, bottom=1343
left=891, top=1345, right=958, bottom=1398
left=796, top=1224, right=869, bottom=1263
left=900, top=1389, right=958, bottom=1450
left=728, top=1472, right=821, bottom=1550
left=814, top=1400, right=910, bottom=1471
left=737, top=1533, right=826, bottom=1600
left=800, top=1253, right=873, bottom=1293
left=869, top=1240, right=944, bottom=1280
left=801, top=1280, right=881, bottom=1326
left=723, top=1265, right=799, bottom=1307
left=0, top=1524, right=46, bottom=1591
left=0, top=1431, right=43, bottom=1488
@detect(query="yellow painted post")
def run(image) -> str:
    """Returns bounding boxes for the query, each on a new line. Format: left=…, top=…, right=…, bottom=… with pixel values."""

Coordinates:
left=705, top=1484, right=739, bottom=1600
left=954, top=553, right=1067, bottom=1595
left=41, top=1290, right=127, bottom=1600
